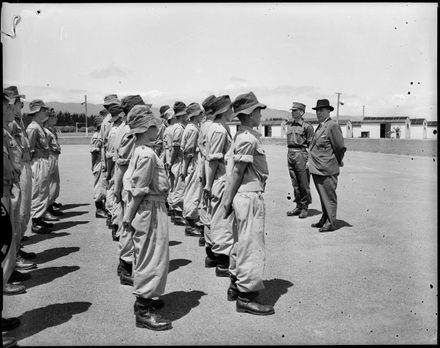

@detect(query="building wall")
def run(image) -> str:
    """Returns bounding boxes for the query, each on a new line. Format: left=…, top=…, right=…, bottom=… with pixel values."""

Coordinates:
left=410, top=125, right=427, bottom=139
left=359, top=124, right=381, bottom=138
left=427, top=126, right=437, bottom=139
left=271, top=126, right=283, bottom=137
left=352, top=126, right=362, bottom=138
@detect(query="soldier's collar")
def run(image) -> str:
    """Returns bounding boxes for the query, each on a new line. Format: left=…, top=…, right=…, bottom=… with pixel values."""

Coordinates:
left=238, top=125, right=261, bottom=139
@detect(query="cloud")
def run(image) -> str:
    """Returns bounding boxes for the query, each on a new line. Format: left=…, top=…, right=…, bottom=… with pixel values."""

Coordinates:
left=230, top=76, right=247, bottom=83
left=89, top=65, right=128, bottom=79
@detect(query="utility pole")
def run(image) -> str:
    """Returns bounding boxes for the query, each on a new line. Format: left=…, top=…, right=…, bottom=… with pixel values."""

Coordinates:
left=362, top=105, right=365, bottom=118
left=84, top=95, right=88, bottom=137
left=336, top=92, right=342, bottom=124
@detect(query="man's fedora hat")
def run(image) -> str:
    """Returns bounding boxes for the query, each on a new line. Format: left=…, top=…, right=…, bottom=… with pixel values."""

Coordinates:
left=312, top=99, right=334, bottom=111
left=173, top=101, right=187, bottom=117
left=232, top=92, right=266, bottom=117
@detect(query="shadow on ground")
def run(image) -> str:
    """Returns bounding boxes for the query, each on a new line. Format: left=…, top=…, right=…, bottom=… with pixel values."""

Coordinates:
left=24, top=232, right=70, bottom=246
left=168, top=259, right=192, bottom=273
left=36, top=247, right=80, bottom=265
left=336, top=219, right=353, bottom=229
left=10, top=301, right=92, bottom=341
left=169, top=240, right=182, bottom=247
left=306, top=208, right=322, bottom=217
left=24, top=266, right=80, bottom=289
left=157, top=290, right=207, bottom=322
left=59, top=203, right=90, bottom=211
left=50, top=220, right=89, bottom=232
left=58, top=210, right=89, bottom=219
left=259, top=278, right=294, bottom=307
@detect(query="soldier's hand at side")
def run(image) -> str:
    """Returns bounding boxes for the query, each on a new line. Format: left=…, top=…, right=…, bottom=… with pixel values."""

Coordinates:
left=114, top=190, right=121, bottom=203
left=223, top=202, right=233, bottom=218
left=203, top=188, right=212, bottom=202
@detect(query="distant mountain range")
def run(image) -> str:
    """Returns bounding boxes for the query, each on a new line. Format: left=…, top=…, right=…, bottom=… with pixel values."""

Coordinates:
left=22, top=101, right=363, bottom=122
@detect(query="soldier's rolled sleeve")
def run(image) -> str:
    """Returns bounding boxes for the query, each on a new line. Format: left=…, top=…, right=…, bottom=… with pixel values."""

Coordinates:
left=233, top=136, right=256, bottom=164
left=171, top=127, right=183, bottom=147
left=206, top=130, right=226, bottom=161
left=125, top=156, right=153, bottom=197
left=305, top=124, right=315, bottom=147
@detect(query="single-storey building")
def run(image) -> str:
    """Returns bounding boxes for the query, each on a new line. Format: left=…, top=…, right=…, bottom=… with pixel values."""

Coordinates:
left=410, top=118, right=428, bottom=139
left=360, top=116, right=411, bottom=139
left=427, top=121, right=437, bottom=139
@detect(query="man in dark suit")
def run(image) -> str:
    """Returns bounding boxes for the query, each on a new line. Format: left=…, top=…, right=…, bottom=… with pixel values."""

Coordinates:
left=308, top=99, right=346, bottom=232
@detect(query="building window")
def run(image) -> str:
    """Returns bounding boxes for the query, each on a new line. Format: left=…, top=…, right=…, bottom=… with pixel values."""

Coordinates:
left=361, top=131, right=370, bottom=138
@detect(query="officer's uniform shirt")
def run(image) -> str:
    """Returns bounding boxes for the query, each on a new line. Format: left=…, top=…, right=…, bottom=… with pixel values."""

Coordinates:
left=206, top=122, right=232, bottom=180
left=286, top=118, right=314, bottom=149
left=232, top=126, right=269, bottom=193
left=10, top=118, right=31, bottom=164
left=26, top=120, right=50, bottom=159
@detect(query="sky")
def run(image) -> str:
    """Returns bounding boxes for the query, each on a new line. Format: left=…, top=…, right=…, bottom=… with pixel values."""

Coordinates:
left=2, top=2, right=437, bottom=120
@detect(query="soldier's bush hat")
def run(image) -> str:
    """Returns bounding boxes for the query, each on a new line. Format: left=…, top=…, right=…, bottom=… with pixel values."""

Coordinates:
left=211, top=95, right=232, bottom=118
left=121, top=95, right=146, bottom=114
left=164, top=108, right=175, bottom=121
left=173, top=101, right=187, bottom=117
left=126, top=105, right=161, bottom=135
left=290, top=102, right=306, bottom=111
left=202, top=95, right=216, bottom=115
left=186, top=103, right=203, bottom=119
left=232, top=92, right=266, bottom=118
left=159, top=105, right=170, bottom=117
left=28, top=99, right=49, bottom=115
left=312, top=99, right=334, bottom=111
left=3, top=86, right=25, bottom=100
left=103, top=94, right=121, bottom=107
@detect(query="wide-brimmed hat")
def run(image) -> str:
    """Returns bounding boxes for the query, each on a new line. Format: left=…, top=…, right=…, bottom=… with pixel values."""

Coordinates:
left=126, top=105, right=162, bottom=135
left=121, top=95, right=145, bottom=114
left=173, top=101, right=187, bottom=117
left=28, top=99, right=50, bottom=115
left=232, top=92, right=266, bottom=118
left=202, top=95, right=216, bottom=115
left=290, top=102, right=306, bottom=111
left=3, top=86, right=25, bottom=101
left=312, top=99, right=334, bottom=111
left=164, top=108, right=175, bottom=121
left=186, top=102, right=203, bottom=119
left=211, top=95, right=232, bottom=118
left=159, top=105, right=170, bottom=117
left=3, top=92, right=15, bottom=105
left=103, top=94, right=121, bottom=107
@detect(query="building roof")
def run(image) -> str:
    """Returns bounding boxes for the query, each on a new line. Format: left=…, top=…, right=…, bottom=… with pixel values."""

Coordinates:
left=410, top=118, right=426, bottom=125
left=427, top=121, right=437, bottom=127
left=362, top=116, right=409, bottom=124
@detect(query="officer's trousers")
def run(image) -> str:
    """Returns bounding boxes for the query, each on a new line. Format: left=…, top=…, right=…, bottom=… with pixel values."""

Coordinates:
left=206, top=177, right=234, bottom=256
left=229, top=191, right=266, bottom=293
left=312, top=174, right=338, bottom=227
left=18, top=161, right=32, bottom=240
left=287, top=150, right=311, bottom=208
left=168, top=161, right=184, bottom=213
left=30, top=157, right=50, bottom=219
left=118, top=189, right=133, bottom=263
left=48, top=153, right=60, bottom=206
left=182, top=156, right=202, bottom=220
left=132, top=198, right=169, bottom=299
left=2, top=189, right=18, bottom=286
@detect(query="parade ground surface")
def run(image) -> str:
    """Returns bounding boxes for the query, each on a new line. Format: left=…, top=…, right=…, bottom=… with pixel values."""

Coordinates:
left=3, top=144, right=437, bottom=345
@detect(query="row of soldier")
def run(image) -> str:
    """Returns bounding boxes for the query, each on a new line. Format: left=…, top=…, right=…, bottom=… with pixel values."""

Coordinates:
left=89, top=92, right=275, bottom=331
left=2, top=86, right=65, bottom=346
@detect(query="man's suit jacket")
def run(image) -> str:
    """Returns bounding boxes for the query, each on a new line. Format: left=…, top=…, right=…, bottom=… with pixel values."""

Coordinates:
left=308, top=117, right=346, bottom=176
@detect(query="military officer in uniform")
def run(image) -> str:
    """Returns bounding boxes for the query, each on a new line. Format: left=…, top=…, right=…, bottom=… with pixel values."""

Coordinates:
left=308, top=99, right=346, bottom=232
left=285, top=102, right=314, bottom=218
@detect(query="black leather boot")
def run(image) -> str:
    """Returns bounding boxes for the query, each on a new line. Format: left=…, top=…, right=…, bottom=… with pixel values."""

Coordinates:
left=134, top=298, right=172, bottom=331
left=95, top=202, right=107, bottom=219
left=48, top=205, right=63, bottom=216
left=33, top=217, right=54, bottom=229
left=215, top=254, right=230, bottom=277
left=227, top=275, right=239, bottom=301
left=236, top=291, right=275, bottom=316
left=205, top=246, right=217, bottom=268
left=120, top=260, right=133, bottom=286
left=173, top=210, right=186, bottom=226
left=111, top=225, right=119, bottom=241
left=198, top=228, right=205, bottom=247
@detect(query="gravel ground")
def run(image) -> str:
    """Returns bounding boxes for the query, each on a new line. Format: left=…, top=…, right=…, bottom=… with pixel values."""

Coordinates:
left=3, top=144, right=437, bottom=345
